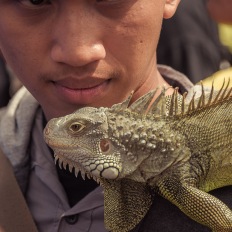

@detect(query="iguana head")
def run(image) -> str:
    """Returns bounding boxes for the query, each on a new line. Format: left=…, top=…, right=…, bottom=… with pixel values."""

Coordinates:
left=44, top=106, right=130, bottom=181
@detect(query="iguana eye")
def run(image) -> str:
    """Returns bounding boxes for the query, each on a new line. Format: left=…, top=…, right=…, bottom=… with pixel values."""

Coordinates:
left=69, top=122, right=86, bottom=133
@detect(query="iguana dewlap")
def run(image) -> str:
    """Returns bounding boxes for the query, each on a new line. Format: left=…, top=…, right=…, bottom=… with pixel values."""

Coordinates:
left=44, top=81, right=232, bottom=232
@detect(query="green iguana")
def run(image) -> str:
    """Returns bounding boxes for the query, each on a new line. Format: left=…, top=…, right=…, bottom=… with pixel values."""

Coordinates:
left=44, top=80, right=232, bottom=232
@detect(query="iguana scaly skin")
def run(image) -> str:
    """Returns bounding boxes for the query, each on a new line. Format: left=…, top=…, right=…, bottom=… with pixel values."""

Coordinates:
left=44, top=80, right=232, bottom=232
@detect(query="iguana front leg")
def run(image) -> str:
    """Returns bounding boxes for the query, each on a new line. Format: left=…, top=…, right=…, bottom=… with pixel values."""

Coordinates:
left=156, top=177, right=232, bottom=232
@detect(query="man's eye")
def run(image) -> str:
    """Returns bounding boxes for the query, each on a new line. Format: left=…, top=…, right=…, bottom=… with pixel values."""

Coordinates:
left=96, top=0, right=123, bottom=3
left=18, top=0, right=51, bottom=7
left=29, top=0, right=45, bottom=5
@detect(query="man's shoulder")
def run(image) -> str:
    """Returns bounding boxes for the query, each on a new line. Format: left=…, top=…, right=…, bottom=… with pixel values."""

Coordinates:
left=0, top=86, right=39, bottom=162
left=158, top=65, right=193, bottom=93
left=0, top=87, right=37, bottom=123
left=0, top=87, right=40, bottom=193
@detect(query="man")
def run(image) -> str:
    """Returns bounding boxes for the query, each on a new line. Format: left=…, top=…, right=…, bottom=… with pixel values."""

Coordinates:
left=0, top=1, right=231, bottom=232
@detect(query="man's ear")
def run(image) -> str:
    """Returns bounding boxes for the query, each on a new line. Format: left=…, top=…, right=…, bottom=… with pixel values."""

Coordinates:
left=163, top=0, right=181, bottom=19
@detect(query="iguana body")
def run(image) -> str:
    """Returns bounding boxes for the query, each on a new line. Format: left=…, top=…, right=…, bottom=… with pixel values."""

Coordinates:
left=44, top=81, right=232, bottom=232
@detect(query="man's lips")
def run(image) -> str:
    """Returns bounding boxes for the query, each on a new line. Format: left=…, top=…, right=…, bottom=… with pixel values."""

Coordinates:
left=53, top=76, right=109, bottom=89
left=52, top=78, right=111, bottom=105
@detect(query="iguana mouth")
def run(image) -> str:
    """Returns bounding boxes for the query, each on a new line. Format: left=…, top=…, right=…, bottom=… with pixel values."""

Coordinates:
left=53, top=152, right=120, bottom=182
left=53, top=153, right=101, bottom=183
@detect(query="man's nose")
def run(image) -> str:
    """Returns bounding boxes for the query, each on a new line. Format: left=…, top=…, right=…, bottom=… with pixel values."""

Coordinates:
left=50, top=7, right=106, bottom=67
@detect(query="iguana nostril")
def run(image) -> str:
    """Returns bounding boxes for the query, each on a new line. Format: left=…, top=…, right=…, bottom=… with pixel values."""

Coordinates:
left=44, top=127, right=50, bottom=136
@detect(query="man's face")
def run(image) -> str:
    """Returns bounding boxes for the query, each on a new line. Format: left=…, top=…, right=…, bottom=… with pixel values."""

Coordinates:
left=0, top=0, right=179, bottom=120
left=207, top=0, right=232, bottom=23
